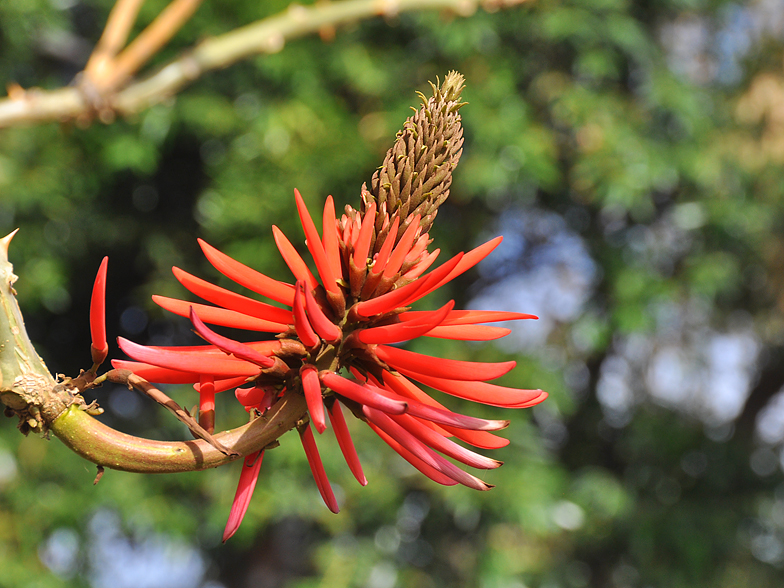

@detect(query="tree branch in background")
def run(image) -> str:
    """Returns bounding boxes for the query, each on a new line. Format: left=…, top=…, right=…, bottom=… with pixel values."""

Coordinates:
left=0, top=0, right=529, bottom=128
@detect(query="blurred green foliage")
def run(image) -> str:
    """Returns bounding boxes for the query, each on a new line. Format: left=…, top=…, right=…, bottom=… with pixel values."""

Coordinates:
left=3, top=0, right=784, bottom=587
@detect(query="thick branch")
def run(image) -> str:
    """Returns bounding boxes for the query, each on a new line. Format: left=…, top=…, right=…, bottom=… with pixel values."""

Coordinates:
left=0, top=0, right=529, bottom=128
left=50, top=392, right=307, bottom=473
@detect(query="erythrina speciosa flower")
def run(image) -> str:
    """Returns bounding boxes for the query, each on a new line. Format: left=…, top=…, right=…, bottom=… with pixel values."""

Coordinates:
left=108, top=72, right=546, bottom=541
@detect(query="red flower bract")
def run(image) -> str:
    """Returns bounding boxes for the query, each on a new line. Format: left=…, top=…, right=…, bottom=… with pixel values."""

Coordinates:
left=115, top=190, right=545, bottom=540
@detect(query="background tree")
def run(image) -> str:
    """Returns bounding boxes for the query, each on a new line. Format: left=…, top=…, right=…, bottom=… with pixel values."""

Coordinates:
left=2, top=0, right=784, bottom=587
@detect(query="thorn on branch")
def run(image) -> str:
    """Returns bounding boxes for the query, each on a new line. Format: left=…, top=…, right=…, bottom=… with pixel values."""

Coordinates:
left=94, top=465, right=105, bottom=485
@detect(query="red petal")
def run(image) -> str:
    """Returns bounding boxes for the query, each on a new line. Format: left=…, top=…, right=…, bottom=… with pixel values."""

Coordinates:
left=423, top=324, right=512, bottom=341
left=375, top=344, right=515, bottom=381
left=439, top=425, right=511, bottom=450
left=299, top=424, right=339, bottom=513
left=328, top=401, right=367, bottom=486
left=292, top=282, right=319, bottom=348
left=390, top=413, right=502, bottom=469
left=395, top=367, right=546, bottom=408
left=352, top=201, right=376, bottom=268
left=382, top=214, right=420, bottom=279
left=322, top=196, right=342, bottom=280
left=172, top=267, right=292, bottom=324
left=199, top=375, right=216, bottom=433
left=235, top=385, right=278, bottom=410
left=320, top=372, right=407, bottom=415
left=111, top=360, right=200, bottom=383
left=90, top=257, right=109, bottom=362
left=400, top=309, right=538, bottom=325
left=198, top=238, right=295, bottom=306
left=295, top=189, right=340, bottom=294
left=303, top=286, right=341, bottom=343
left=301, top=365, right=326, bottom=434
left=149, top=341, right=282, bottom=355
left=357, top=300, right=454, bottom=344
left=223, top=450, right=264, bottom=542
left=417, top=236, right=503, bottom=299
left=363, top=407, right=492, bottom=490
left=402, top=248, right=439, bottom=280
left=189, top=307, right=275, bottom=368
left=272, top=225, right=319, bottom=291
left=118, top=337, right=262, bottom=377
left=153, top=296, right=287, bottom=333
left=372, top=216, right=399, bottom=274
left=199, top=376, right=250, bottom=394
left=367, top=422, right=458, bottom=487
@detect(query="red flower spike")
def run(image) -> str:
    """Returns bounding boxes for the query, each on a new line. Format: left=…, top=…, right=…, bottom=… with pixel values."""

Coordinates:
left=118, top=337, right=264, bottom=377
left=303, top=286, right=341, bottom=343
left=292, top=282, right=320, bottom=349
left=302, top=365, right=326, bottom=433
left=172, top=267, right=293, bottom=324
left=352, top=201, right=376, bottom=268
left=294, top=189, right=340, bottom=295
left=223, top=450, right=264, bottom=542
left=382, top=214, right=420, bottom=279
left=199, top=375, right=216, bottom=434
left=153, top=296, right=287, bottom=333
left=320, top=372, right=407, bottom=415
left=389, top=412, right=502, bottom=470
left=375, top=344, right=516, bottom=381
left=90, top=256, right=109, bottom=366
left=322, top=196, right=342, bottom=279
left=198, top=238, right=295, bottom=306
left=327, top=401, right=367, bottom=486
left=367, top=421, right=458, bottom=487
left=272, top=225, right=319, bottom=291
left=357, top=300, right=454, bottom=345
left=299, top=424, right=340, bottom=513
left=363, top=406, right=492, bottom=491
left=189, top=307, right=275, bottom=369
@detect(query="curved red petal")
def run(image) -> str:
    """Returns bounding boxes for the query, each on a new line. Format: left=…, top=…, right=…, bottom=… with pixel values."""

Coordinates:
left=272, top=225, right=319, bottom=291
left=223, top=450, right=264, bottom=542
left=357, top=300, right=454, bottom=344
left=382, top=214, right=419, bottom=279
left=111, top=360, right=201, bottom=383
left=389, top=412, right=502, bottom=470
left=90, top=257, right=109, bottom=362
left=375, top=344, right=515, bottom=381
left=417, top=236, right=503, bottom=299
left=422, top=324, right=512, bottom=341
left=395, top=367, right=546, bottom=408
left=327, top=401, right=367, bottom=486
left=366, top=422, right=457, bottom=487
left=303, top=286, right=341, bottom=343
left=198, top=238, right=295, bottom=306
left=352, top=201, right=376, bottom=268
left=320, top=372, right=407, bottom=415
left=199, top=374, right=216, bottom=433
left=153, top=296, right=287, bottom=333
left=372, top=216, right=399, bottom=274
left=189, top=307, right=275, bottom=368
left=400, top=309, right=538, bottom=325
left=299, top=424, right=339, bottom=513
left=118, top=337, right=262, bottom=377
left=363, top=407, right=491, bottom=490
left=322, top=196, right=342, bottom=280
left=295, top=189, right=340, bottom=294
left=301, top=365, right=326, bottom=434
left=292, top=282, right=320, bottom=348
left=172, top=267, right=293, bottom=324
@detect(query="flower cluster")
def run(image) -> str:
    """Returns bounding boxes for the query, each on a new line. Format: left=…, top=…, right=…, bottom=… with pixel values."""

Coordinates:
left=93, top=72, right=546, bottom=541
